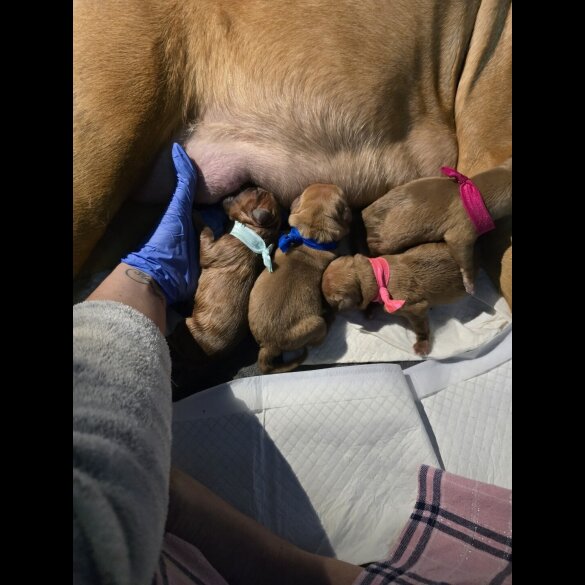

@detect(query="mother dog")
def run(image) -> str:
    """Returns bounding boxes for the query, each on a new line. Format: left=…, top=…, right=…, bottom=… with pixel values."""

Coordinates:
left=73, top=0, right=511, bottom=302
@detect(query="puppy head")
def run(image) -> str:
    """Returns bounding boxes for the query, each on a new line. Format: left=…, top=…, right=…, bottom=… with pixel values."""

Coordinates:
left=223, top=187, right=282, bottom=241
left=288, top=183, right=352, bottom=243
left=321, top=256, right=363, bottom=311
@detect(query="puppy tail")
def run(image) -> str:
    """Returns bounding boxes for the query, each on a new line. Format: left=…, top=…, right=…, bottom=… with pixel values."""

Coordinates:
left=258, top=346, right=308, bottom=374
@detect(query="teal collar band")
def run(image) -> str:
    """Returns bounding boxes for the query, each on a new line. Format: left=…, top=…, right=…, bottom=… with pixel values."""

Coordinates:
left=230, top=221, right=274, bottom=272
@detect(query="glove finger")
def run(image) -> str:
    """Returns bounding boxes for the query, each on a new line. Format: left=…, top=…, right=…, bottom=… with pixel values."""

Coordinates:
left=172, top=143, right=197, bottom=186
left=166, top=144, right=197, bottom=218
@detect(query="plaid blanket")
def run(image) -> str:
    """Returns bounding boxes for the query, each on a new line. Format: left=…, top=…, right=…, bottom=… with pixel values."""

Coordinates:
left=353, top=465, right=512, bottom=585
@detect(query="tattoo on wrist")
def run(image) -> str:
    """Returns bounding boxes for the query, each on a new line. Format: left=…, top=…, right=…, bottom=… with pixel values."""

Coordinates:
left=125, top=268, right=165, bottom=302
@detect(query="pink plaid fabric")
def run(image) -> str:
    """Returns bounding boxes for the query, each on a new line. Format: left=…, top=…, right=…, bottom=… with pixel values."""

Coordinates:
left=353, top=465, right=512, bottom=585
left=152, top=533, right=228, bottom=585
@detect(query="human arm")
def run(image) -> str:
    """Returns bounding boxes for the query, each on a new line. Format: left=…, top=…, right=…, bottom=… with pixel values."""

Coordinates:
left=74, top=143, right=198, bottom=585
left=73, top=300, right=173, bottom=585
left=87, top=263, right=167, bottom=332
left=166, top=466, right=363, bottom=585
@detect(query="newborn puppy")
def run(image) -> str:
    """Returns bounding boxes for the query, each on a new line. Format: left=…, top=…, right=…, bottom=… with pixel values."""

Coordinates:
left=249, top=183, right=352, bottom=374
left=321, top=243, right=467, bottom=355
left=174, top=187, right=281, bottom=361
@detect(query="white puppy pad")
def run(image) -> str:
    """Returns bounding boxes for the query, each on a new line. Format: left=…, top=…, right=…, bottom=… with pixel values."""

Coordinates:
left=405, top=329, right=512, bottom=489
left=171, top=364, right=440, bottom=564
left=419, top=359, right=512, bottom=489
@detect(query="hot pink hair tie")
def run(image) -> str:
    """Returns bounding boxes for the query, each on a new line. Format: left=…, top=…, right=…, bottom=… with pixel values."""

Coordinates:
left=368, top=257, right=405, bottom=313
left=441, top=166, right=495, bottom=235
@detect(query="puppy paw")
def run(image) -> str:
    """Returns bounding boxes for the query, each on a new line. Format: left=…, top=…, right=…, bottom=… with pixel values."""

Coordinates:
left=200, top=226, right=214, bottom=238
left=461, top=269, right=475, bottom=295
left=413, top=339, right=430, bottom=356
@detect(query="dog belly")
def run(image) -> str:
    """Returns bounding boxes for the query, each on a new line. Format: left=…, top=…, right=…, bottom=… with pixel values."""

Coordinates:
left=184, top=120, right=457, bottom=208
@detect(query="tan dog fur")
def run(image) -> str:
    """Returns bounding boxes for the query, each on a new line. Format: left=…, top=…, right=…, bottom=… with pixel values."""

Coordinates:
left=74, top=0, right=511, bottom=297
left=170, top=188, right=281, bottom=362
left=248, top=184, right=352, bottom=373
left=322, top=245, right=467, bottom=355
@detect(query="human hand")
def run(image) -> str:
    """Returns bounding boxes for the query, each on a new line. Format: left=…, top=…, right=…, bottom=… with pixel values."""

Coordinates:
left=122, top=143, right=199, bottom=306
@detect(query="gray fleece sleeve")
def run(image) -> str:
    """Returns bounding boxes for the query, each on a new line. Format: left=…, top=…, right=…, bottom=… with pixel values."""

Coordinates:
left=73, top=301, right=173, bottom=585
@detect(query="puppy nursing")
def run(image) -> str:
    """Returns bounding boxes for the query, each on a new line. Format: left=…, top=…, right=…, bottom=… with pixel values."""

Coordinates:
left=249, top=183, right=352, bottom=374
left=175, top=179, right=482, bottom=370
left=322, top=244, right=466, bottom=356
left=179, top=187, right=281, bottom=359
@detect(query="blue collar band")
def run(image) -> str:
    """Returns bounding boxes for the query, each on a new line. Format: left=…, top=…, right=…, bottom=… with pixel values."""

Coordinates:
left=230, top=221, right=274, bottom=272
left=278, top=226, right=338, bottom=254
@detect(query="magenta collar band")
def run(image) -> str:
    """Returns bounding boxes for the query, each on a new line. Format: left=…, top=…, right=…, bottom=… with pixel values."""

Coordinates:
left=441, top=166, right=495, bottom=235
left=367, top=257, right=405, bottom=313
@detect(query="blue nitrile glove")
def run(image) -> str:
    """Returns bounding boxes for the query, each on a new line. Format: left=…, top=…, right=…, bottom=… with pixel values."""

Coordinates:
left=122, top=143, right=200, bottom=307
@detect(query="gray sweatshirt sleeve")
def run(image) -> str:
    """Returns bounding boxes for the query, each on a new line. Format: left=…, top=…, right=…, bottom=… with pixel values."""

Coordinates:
left=73, top=301, right=173, bottom=585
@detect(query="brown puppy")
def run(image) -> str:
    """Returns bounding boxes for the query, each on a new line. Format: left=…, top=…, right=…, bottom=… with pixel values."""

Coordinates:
left=249, top=184, right=352, bottom=374
left=172, top=187, right=281, bottom=362
left=321, top=244, right=467, bottom=356
left=361, top=160, right=512, bottom=295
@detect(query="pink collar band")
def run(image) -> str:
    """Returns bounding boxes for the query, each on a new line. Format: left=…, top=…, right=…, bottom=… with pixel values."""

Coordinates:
left=367, top=257, right=405, bottom=313
left=441, top=166, right=495, bottom=235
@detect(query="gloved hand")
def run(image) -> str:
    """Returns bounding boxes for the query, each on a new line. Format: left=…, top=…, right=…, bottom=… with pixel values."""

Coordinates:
left=122, top=143, right=200, bottom=307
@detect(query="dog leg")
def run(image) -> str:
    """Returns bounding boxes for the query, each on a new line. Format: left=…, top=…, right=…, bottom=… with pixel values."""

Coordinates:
left=198, top=227, right=218, bottom=267
left=444, top=233, right=476, bottom=294
left=402, top=302, right=431, bottom=356
left=479, top=216, right=512, bottom=310
left=286, top=316, right=328, bottom=350
left=258, top=316, right=327, bottom=374
left=258, top=346, right=308, bottom=375
left=73, top=2, right=183, bottom=275
left=258, top=346, right=278, bottom=374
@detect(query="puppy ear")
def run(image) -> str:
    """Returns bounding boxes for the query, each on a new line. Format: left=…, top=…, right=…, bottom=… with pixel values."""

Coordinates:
left=328, top=283, right=362, bottom=311
left=354, top=253, right=373, bottom=279
left=289, top=196, right=301, bottom=215
left=251, top=207, right=274, bottom=226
